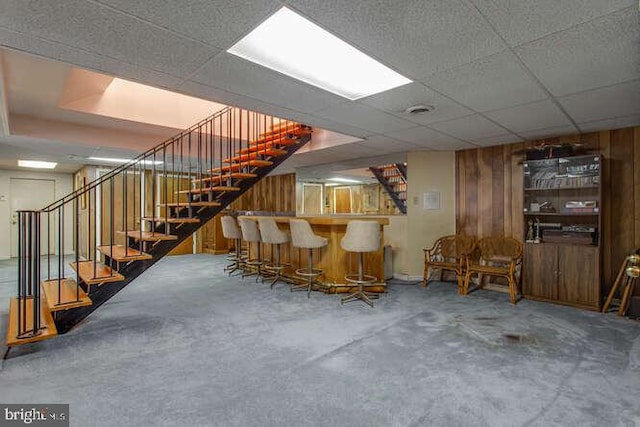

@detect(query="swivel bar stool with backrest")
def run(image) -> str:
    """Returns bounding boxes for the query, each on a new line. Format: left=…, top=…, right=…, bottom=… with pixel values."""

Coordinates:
left=258, top=217, right=290, bottom=289
left=289, top=219, right=328, bottom=297
left=220, top=215, right=245, bottom=276
left=238, top=218, right=264, bottom=281
left=340, top=220, right=381, bottom=307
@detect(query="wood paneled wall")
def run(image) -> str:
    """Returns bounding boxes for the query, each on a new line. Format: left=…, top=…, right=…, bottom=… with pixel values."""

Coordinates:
left=199, top=173, right=297, bottom=254
left=456, top=126, right=640, bottom=295
left=230, top=173, right=296, bottom=212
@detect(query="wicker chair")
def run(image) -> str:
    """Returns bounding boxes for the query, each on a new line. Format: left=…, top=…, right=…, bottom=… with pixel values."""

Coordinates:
left=422, top=235, right=476, bottom=294
left=462, top=236, right=523, bottom=304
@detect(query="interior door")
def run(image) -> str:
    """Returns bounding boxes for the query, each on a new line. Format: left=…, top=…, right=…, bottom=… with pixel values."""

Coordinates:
left=10, top=178, right=56, bottom=257
left=334, top=187, right=352, bottom=214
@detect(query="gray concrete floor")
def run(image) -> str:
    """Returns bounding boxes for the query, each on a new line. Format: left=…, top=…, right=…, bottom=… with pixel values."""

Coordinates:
left=0, top=254, right=639, bottom=427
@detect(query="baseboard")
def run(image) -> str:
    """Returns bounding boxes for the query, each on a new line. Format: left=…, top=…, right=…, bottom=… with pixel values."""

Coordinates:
left=0, top=256, right=9, bottom=261
left=392, top=273, right=423, bottom=281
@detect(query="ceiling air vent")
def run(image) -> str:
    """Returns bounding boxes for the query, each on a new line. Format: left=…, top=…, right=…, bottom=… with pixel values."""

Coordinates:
left=404, top=104, right=434, bottom=114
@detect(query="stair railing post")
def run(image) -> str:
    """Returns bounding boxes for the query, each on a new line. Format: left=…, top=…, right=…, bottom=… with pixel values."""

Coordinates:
left=16, top=210, right=43, bottom=339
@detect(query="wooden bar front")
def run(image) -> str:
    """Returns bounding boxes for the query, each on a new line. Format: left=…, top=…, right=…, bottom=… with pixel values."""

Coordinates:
left=237, top=215, right=389, bottom=292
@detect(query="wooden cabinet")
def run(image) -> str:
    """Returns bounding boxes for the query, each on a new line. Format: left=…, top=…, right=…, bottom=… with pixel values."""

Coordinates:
left=522, top=154, right=602, bottom=310
left=524, top=243, right=600, bottom=309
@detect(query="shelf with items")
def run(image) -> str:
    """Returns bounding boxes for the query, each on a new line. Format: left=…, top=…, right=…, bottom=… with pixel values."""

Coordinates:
left=522, top=154, right=602, bottom=310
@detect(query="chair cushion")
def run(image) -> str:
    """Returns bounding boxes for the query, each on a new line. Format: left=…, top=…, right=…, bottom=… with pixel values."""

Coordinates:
left=341, top=221, right=380, bottom=253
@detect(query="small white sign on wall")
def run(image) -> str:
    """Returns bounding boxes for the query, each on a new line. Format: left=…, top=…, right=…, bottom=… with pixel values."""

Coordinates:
left=423, top=191, right=441, bottom=210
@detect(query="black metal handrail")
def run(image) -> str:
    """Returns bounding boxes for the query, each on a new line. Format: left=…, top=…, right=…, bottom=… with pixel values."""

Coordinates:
left=41, top=106, right=235, bottom=212
left=13, top=105, right=308, bottom=344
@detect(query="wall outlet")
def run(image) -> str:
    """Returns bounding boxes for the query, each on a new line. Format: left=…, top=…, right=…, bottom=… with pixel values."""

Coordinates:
left=0, top=195, right=6, bottom=202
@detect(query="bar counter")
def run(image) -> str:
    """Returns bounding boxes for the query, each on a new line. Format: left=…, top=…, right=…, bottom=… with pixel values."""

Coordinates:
left=236, top=215, right=389, bottom=292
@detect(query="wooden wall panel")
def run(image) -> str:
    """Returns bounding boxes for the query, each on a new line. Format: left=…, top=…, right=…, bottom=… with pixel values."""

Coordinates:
left=491, top=145, right=504, bottom=235
left=230, top=173, right=296, bottom=212
left=455, top=126, right=640, bottom=298
left=198, top=174, right=297, bottom=255
left=598, top=131, right=612, bottom=286
left=635, top=127, right=640, bottom=256
left=609, top=129, right=636, bottom=291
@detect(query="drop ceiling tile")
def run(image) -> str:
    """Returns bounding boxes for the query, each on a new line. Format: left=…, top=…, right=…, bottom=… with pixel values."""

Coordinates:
left=484, top=100, right=574, bottom=133
left=429, top=114, right=510, bottom=141
left=578, top=114, right=640, bottom=133
left=189, top=53, right=345, bottom=114
left=93, top=0, right=281, bottom=49
left=384, top=126, right=466, bottom=148
left=415, top=140, right=477, bottom=150
left=0, top=0, right=219, bottom=78
left=359, top=82, right=473, bottom=125
left=471, top=0, right=634, bottom=46
left=423, top=50, right=548, bottom=112
left=288, top=0, right=506, bottom=78
left=313, top=102, right=417, bottom=135
left=0, top=27, right=184, bottom=88
left=558, top=80, right=640, bottom=124
left=179, top=80, right=299, bottom=119
left=518, top=125, right=580, bottom=140
left=515, top=7, right=640, bottom=96
left=471, top=133, right=523, bottom=146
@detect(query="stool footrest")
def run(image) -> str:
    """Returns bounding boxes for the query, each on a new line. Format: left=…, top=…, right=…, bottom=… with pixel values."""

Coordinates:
left=296, top=267, right=323, bottom=278
left=344, top=274, right=377, bottom=285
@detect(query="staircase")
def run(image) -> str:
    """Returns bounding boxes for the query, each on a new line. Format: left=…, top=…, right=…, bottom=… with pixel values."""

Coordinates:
left=369, top=163, right=407, bottom=214
left=7, top=107, right=311, bottom=350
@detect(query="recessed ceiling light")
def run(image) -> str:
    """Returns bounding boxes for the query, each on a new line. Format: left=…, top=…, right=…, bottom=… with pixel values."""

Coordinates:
left=88, top=157, right=163, bottom=165
left=18, top=160, right=57, bottom=169
left=228, top=7, right=412, bottom=100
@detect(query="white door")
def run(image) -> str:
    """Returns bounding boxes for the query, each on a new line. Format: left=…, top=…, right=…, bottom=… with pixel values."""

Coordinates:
left=10, top=178, right=56, bottom=257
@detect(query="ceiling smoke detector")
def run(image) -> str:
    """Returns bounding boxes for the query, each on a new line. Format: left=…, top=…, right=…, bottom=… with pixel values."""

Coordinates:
left=405, top=104, right=434, bottom=114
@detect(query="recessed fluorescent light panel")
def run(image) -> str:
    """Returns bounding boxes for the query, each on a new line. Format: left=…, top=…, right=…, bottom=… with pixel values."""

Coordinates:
left=228, top=7, right=412, bottom=100
left=88, top=157, right=163, bottom=165
left=18, top=160, right=57, bottom=169
left=327, top=177, right=362, bottom=184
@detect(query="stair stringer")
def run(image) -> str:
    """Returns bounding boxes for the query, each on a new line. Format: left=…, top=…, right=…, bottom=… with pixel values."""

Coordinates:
left=53, top=134, right=311, bottom=334
left=369, top=165, right=407, bottom=214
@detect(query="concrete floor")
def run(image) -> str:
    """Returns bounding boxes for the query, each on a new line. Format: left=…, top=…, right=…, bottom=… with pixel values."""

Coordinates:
left=1, top=254, right=639, bottom=427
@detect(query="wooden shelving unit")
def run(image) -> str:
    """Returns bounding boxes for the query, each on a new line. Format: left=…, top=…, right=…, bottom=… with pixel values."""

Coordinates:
left=522, top=154, right=602, bottom=310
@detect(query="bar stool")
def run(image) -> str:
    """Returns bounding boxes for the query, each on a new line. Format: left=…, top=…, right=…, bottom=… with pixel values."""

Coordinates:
left=258, top=218, right=290, bottom=288
left=289, top=219, right=328, bottom=297
left=220, top=216, right=244, bottom=276
left=238, top=218, right=263, bottom=281
left=340, top=220, right=381, bottom=307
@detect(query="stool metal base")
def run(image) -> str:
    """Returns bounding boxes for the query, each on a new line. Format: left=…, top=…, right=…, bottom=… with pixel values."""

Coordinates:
left=263, top=264, right=289, bottom=288
left=293, top=267, right=324, bottom=298
left=341, top=274, right=378, bottom=307
left=242, top=260, right=263, bottom=282
left=341, top=289, right=379, bottom=307
left=224, top=251, right=247, bottom=276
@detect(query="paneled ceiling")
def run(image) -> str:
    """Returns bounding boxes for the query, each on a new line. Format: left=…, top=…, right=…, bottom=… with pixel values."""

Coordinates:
left=0, top=0, right=638, bottom=174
